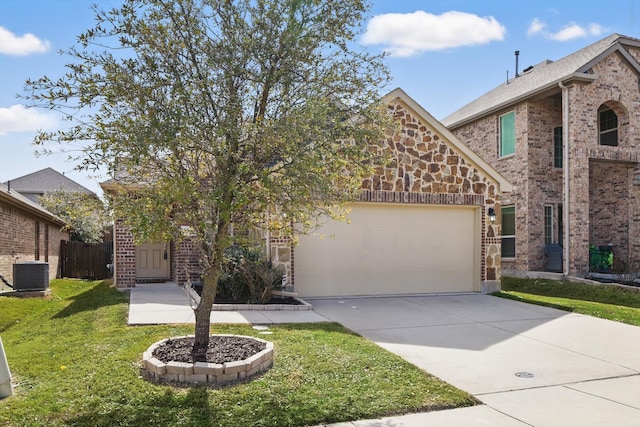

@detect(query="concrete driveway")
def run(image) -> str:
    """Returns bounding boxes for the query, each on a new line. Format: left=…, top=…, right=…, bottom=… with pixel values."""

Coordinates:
left=310, top=294, right=640, bottom=427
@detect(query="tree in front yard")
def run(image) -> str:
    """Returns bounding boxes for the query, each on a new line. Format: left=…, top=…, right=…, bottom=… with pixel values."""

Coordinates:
left=23, top=0, right=390, bottom=360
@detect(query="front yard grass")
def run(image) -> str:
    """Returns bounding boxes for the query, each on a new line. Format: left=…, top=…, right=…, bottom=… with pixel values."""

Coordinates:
left=496, top=277, right=640, bottom=326
left=0, top=279, right=476, bottom=427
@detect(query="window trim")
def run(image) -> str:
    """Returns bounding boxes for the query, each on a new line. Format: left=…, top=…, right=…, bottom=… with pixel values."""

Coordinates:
left=553, top=126, right=563, bottom=168
left=499, top=111, right=516, bottom=157
left=544, top=205, right=554, bottom=245
left=35, top=220, right=41, bottom=260
left=598, top=105, right=618, bottom=146
left=501, top=205, right=516, bottom=259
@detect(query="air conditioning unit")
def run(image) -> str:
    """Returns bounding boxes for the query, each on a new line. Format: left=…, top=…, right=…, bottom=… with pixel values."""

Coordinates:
left=13, top=262, right=49, bottom=291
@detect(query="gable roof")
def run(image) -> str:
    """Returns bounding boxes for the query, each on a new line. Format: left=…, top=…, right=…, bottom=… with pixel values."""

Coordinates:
left=3, top=167, right=97, bottom=201
left=382, top=88, right=512, bottom=193
left=0, top=182, right=67, bottom=227
left=442, top=34, right=640, bottom=129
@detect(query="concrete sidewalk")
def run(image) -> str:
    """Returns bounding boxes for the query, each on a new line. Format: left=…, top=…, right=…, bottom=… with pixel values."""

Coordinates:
left=128, top=284, right=640, bottom=426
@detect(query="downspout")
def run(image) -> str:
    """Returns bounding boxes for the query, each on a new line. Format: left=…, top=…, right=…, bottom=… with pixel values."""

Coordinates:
left=559, top=81, right=570, bottom=276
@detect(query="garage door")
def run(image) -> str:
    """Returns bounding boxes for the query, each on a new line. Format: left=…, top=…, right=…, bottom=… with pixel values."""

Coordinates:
left=294, top=203, right=479, bottom=297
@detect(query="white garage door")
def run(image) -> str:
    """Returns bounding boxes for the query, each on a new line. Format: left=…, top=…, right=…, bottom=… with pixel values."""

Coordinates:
left=294, top=203, right=479, bottom=297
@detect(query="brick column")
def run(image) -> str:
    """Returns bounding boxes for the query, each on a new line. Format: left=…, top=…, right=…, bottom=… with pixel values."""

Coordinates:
left=568, top=156, right=590, bottom=276
left=114, top=219, right=136, bottom=288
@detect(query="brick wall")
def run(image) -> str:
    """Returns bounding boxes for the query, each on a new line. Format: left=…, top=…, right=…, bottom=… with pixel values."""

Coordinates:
left=171, top=238, right=201, bottom=285
left=0, top=199, right=69, bottom=289
left=111, top=98, right=507, bottom=290
left=451, top=102, right=532, bottom=271
left=589, top=161, right=631, bottom=264
left=450, top=47, right=640, bottom=276
left=114, top=219, right=136, bottom=288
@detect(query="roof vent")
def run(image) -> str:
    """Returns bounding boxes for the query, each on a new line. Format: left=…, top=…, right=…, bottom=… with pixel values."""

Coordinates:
left=515, top=50, right=520, bottom=77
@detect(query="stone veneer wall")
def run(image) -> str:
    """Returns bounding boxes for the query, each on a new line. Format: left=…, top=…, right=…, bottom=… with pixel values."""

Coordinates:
left=112, top=98, right=505, bottom=290
left=450, top=48, right=640, bottom=276
left=278, top=99, right=504, bottom=291
left=270, top=236, right=292, bottom=286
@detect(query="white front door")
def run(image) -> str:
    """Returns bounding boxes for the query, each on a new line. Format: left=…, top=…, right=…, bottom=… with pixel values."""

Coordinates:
left=136, top=242, right=169, bottom=281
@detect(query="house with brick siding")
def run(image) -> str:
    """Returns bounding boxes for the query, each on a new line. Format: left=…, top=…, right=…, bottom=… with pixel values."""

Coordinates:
left=442, top=33, right=640, bottom=278
left=0, top=182, right=69, bottom=290
left=103, top=88, right=512, bottom=297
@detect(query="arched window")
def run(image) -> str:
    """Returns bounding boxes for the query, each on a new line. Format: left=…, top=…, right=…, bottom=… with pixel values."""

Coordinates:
left=598, top=105, right=618, bottom=146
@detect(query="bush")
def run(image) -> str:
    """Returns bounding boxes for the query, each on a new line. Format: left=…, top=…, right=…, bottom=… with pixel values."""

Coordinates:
left=217, top=245, right=284, bottom=303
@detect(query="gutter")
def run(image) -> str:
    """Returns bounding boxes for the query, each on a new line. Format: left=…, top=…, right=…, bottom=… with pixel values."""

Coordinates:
left=446, top=72, right=596, bottom=130
left=0, top=191, right=67, bottom=228
left=559, top=81, right=570, bottom=276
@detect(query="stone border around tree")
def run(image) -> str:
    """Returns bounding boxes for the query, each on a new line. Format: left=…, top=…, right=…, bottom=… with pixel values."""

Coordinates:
left=141, top=334, right=274, bottom=385
left=184, top=285, right=313, bottom=311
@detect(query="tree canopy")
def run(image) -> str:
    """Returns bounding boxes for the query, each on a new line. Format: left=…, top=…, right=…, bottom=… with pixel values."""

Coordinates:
left=24, top=0, right=390, bottom=359
left=39, top=191, right=110, bottom=243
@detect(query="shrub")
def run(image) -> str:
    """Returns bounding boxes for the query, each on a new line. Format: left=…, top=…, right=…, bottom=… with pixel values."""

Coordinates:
left=218, top=245, right=284, bottom=303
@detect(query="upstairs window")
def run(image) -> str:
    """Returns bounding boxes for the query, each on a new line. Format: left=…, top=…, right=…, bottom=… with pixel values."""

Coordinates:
left=499, top=111, right=515, bottom=157
left=553, top=126, right=563, bottom=168
left=598, top=105, right=618, bottom=146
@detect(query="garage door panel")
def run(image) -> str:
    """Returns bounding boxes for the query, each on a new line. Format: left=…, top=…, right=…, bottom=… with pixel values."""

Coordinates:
left=295, top=203, right=479, bottom=297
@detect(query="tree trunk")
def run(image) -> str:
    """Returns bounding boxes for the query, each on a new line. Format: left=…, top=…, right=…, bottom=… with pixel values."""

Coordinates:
left=192, top=267, right=219, bottom=361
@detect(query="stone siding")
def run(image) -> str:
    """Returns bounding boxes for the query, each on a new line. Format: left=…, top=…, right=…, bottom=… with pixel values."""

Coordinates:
left=370, top=101, right=502, bottom=285
left=111, top=97, right=506, bottom=290
left=283, top=99, right=505, bottom=290
left=450, top=47, right=640, bottom=276
left=0, top=199, right=69, bottom=288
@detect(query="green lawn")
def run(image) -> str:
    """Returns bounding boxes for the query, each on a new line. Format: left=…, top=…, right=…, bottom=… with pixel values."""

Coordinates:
left=0, top=279, right=476, bottom=427
left=496, top=277, right=640, bottom=326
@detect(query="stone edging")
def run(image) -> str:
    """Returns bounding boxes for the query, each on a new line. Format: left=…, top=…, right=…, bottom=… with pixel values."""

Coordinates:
left=184, top=285, right=313, bottom=310
left=141, top=334, right=274, bottom=385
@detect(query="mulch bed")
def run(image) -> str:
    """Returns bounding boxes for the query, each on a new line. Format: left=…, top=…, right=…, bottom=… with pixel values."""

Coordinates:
left=153, top=336, right=266, bottom=364
left=213, top=296, right=302, bottom=305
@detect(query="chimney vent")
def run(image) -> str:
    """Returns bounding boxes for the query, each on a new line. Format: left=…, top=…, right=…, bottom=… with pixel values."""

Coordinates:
left=515, top=50, right=520, bottom=78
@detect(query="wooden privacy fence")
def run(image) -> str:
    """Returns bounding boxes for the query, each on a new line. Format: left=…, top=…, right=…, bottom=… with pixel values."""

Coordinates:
left=60, top=240, right=113, bottom=280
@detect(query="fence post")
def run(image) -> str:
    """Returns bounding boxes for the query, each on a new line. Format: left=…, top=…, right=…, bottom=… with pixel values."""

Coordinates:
left=0, top=336, right=13, bottom=398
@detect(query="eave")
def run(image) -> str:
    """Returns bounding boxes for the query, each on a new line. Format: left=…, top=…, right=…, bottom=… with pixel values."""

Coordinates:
left=447, top=72, right=597, bottom=130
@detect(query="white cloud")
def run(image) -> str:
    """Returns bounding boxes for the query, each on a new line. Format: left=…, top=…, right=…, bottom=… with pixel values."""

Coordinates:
left=0, top=104, right=58, bottom=136
left=528, top=19, right=606, bottom=42
left=550, top=22, right=587, bottom=41
left=362, top=10, right=506, bottom=57
left=0, top=26, right=50, bottom=56
left=587, top=23, right=605, bottom=36
left=527, top=18, right=546, bottom=37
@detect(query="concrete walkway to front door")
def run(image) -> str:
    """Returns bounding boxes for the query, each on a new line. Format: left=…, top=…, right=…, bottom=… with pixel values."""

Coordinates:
left=127, top=282, right=329, bottom=325
left=310, top=294, right=640, bottom=427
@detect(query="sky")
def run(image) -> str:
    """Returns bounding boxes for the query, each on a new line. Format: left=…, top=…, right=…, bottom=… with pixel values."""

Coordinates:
left=1, top=0, right=639, bottom=198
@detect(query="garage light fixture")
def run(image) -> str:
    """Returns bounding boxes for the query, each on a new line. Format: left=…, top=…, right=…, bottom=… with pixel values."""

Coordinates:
left=488, top=207, right=496, bottom=223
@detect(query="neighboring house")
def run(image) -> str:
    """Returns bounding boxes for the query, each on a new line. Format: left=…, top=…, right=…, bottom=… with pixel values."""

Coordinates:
left=3, top=167, right=98, bottom=204
left=0, top=182, right=70, bottom=289
left=103, top=88, right=512, bottom=297
left=442, top=33, right=640, bottom=278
